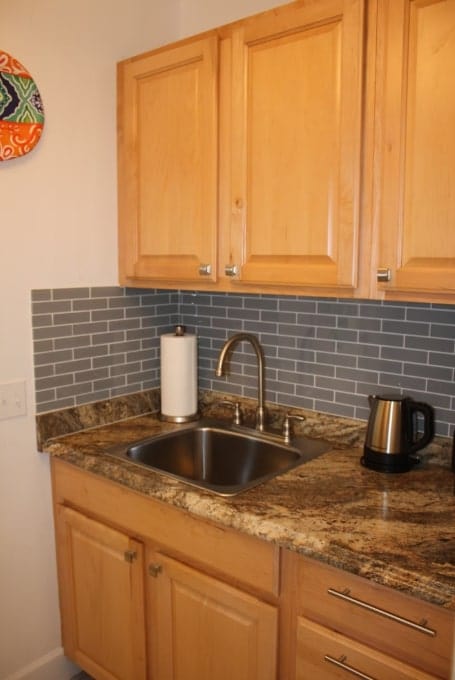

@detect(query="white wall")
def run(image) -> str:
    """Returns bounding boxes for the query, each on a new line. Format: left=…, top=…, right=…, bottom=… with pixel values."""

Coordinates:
left=0, top=1, right=290, bottom=678
left=179, top=0, right=291, bottom=36
left=0, top=2, right=179, bottom=678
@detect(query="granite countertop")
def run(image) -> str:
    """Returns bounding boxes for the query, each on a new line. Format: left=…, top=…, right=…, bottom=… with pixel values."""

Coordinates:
left=39, top=391, right=455, bottom=611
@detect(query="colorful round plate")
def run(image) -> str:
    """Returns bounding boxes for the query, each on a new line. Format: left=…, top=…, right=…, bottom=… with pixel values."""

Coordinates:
left=0, top=50, right=44, bottom=161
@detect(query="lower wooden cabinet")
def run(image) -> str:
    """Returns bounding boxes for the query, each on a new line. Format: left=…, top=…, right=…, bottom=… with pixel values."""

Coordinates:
left=281, top=551, right=454, bottom=680
left=51, top=458, right=454, bottom=680
left=52, top=459, right=278, bottom=680
left=147, top=552, right=277, bottom=680
left=55, top=505, right=147, bottom=680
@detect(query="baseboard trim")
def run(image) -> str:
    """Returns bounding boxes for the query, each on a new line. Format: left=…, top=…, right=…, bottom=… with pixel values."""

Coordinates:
left=5, top=647, right=79, bottom=680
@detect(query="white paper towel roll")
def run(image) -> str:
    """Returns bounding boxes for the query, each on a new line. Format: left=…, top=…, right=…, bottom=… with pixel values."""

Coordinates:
left=160, top=330, right=198, bottom=420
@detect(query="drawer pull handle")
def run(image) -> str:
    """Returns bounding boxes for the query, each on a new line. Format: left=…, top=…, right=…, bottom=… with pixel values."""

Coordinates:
left=324, top=654, right=376, bottom=680
left=327, top=588, right=436, bottom=637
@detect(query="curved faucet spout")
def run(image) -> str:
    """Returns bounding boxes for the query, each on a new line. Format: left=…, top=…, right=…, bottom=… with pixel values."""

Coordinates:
left=215, top=333, right=266, bottom=431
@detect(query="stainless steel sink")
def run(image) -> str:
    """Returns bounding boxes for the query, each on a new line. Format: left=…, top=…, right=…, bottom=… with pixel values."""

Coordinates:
left=106, top=419, right=330, bottom=496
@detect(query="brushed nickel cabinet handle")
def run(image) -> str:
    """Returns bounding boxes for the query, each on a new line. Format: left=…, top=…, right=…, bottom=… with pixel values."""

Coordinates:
left=377, top=267, right=391, bottom=282
left=198, top=264, right=212, bottom=276
left=324, top=654, right=376, bottom=680
left=224, top=264, right=239, bottom=277
left=148, top=563, right=163, bottom=578
left=124, top=550, right=137, bottom=563
left=327, top=588, right=436, bottom=637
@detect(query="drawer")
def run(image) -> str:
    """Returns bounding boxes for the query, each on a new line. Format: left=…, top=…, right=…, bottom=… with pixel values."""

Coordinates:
left=296, top=556, right=453, bottom=678
left=51, top=458, right=279, bottom=599
left=296, top=617, right=439, bottom=680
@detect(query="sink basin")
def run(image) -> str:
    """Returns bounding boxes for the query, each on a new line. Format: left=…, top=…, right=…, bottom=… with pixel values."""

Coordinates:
left=107, top=419, right=330, bottom=496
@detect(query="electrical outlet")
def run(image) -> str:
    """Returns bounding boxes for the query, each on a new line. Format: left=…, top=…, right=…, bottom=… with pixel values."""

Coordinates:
left=0, top=380, right=27, bottom=420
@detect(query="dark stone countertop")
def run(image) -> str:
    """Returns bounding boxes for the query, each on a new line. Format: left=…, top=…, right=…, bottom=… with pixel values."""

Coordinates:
left=39, top=391, right=455, bottom=611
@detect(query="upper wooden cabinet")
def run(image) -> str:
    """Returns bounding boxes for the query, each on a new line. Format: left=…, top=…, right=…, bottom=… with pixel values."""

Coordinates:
left=373, top=0, right=455, bottom=302
left=118, top=0, right=366, bottom=295
left=118, top=0, right=455, bottom=303
left=225, top=0, right=365, bottom=291
left=118, top=36, right=219, bottom=284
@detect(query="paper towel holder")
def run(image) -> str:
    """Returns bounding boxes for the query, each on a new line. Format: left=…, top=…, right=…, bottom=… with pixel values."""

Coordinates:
left=159, top=324, right=200, bottom=423
left=159, top=412, right=200, bottom=423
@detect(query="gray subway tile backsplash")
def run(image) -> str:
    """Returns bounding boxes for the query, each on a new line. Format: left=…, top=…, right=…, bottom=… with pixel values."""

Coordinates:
left=31, top=288, right=455, bottom=436
left=52, top=287, right=91, bottom=300
left=32, top=287, right=177, bottom=414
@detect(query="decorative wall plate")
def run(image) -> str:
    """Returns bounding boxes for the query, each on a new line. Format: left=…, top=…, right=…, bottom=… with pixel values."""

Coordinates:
left=0, top=50, right=44, bottom=161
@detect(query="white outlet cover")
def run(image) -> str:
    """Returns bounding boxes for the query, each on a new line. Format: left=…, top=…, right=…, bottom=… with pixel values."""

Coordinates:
left=0, top=380, right=27, bottom=420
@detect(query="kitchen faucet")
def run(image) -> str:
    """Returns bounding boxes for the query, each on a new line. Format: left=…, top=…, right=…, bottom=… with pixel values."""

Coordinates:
left=215, top=333, right=266, bottom=431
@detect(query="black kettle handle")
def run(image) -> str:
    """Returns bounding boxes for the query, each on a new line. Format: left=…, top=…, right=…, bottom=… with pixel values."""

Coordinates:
left=407, top=401, right=435, bottom=453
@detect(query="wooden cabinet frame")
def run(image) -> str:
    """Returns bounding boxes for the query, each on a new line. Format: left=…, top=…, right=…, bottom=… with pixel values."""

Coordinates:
left=118, top=36, right=219, bottom=285
left=224, top=0, right=365, bottom=291
left=52, top=459, right=455, bottom=680
left=372, top=0, right=455, bottom=302
left=118, top=0, right=370, bottom=298
left=52, top=459, right=279, bottom=680
left=118, top=0, right=455, bottom=303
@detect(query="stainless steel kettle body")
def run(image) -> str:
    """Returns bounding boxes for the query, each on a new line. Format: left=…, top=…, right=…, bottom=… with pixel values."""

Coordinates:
left=363, top=394, right=434, bottom=472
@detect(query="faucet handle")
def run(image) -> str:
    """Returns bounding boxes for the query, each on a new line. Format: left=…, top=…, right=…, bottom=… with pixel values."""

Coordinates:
left=219, top=400, right=243, bottom=425
left=282, top=412, right=305, bottom=444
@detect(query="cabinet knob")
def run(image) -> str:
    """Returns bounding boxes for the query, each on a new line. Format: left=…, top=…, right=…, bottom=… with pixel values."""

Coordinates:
left=224, top=264, right=239, bottom=277
left=124, top=550, right=137, bottom=563
left=198, top=264, right=212, bottom=276
left=148, top=563, right=163, bottom=578
left=377, top=267, right=391, bottom=282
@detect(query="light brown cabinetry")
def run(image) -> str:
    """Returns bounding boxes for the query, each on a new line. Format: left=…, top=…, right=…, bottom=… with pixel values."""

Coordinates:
left=51, top=458, right=454, bottom=680
left=118, top=0, right=366, bottom=296
left=148, top=551, right=277, bottom=680
left=118, top=0, right=455, bottom=304
left=118, top=36, right=218, bottom=284
left=372, top=0, right=455, bottom=302
left=281, top=551, right=454, bottom=679
left=51, top=459, right=278, bottom=680
left=296, top=618, right=438, bottom=679
left=223, top=0, right=365, bottom=291
left=54, top=505, right=147, bottom=680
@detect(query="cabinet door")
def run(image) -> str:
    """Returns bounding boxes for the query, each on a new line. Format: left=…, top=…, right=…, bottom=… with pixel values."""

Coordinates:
left=55, top=505, right=146, bottom=680
left=147, top=552, right=277, bottom=680
left=374, top=0, right=455, bottom=300
left=118, top=36, right=218, bottom=284
left=225, top=0, right=365, bottom=290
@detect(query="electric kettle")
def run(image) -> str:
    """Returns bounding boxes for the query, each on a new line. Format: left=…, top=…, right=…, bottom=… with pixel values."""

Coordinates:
left=362, top=394, right=434, bottom=472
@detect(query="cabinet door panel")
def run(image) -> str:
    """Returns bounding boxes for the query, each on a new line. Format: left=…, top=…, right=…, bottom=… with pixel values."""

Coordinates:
left=118, top=37, right=218, bottom=283
left=55, top=505, right=146, bottom=680
left=375, top=0, right=455, bottom=298
left=148, top=552, right=277, bottom=680
left=228, top=0, right=364, bottom=289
